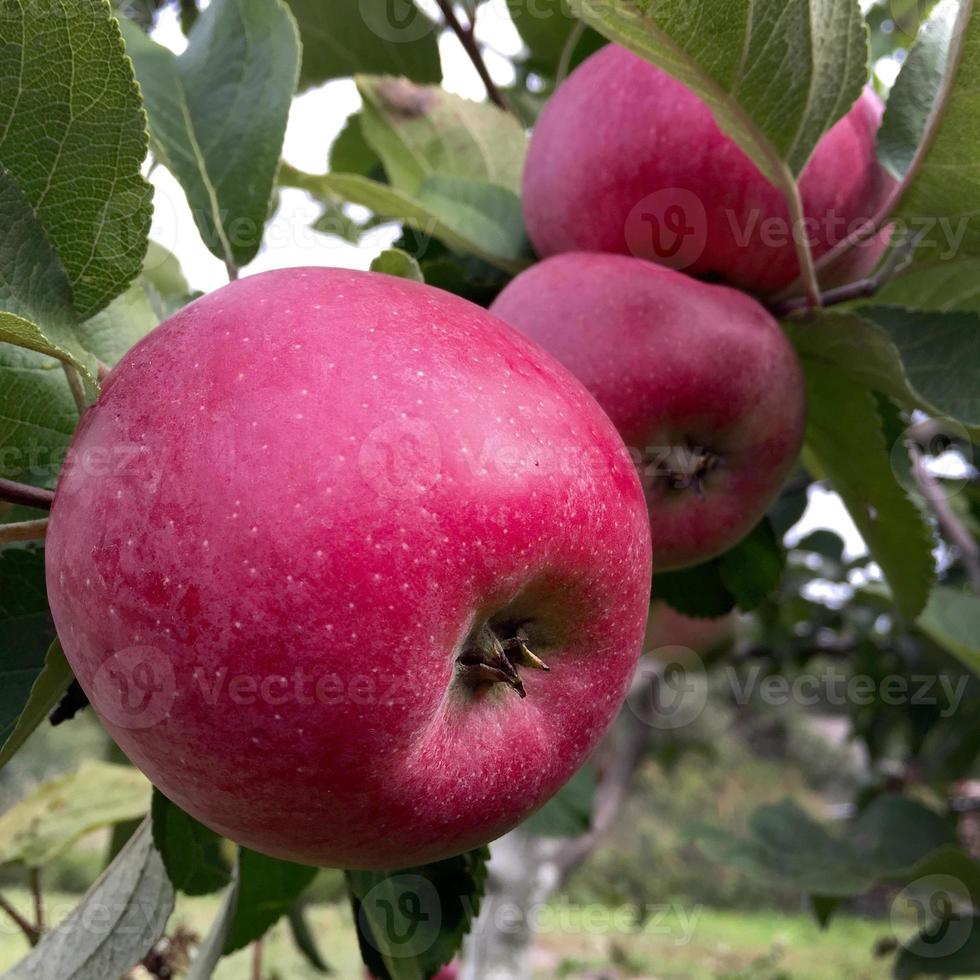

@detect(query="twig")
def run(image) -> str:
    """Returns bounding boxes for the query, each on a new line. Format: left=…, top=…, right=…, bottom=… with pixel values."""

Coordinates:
left=251, top=938, right=264, bottom=980
left=61, top=362, right=88, bottom=415
left=770, top=233, right=919, bottom=317
left=434, top=0, right=509, bottom=111
left=910, top=442, right=980, bottom=594
left=0, top=479, right=54, bottom=511
left=29, top=869, right=43, bottom=937
left=224, top=256, right=239, bottom=282
left=0, top=519, right=48, bottom=544
left=0, top=893, right=40, bottom=946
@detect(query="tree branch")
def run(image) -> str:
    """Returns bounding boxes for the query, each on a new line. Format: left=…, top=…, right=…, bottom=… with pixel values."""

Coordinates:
left=910, top=442, right=980, bottom=594
left=434, top=0, right=509, bottom=111
left=0, top=519, right=48, bottom=544
left=0, top=893, right=40, bottom=946
left=770, top=234, right=918, bottom=318
left=0, top=479, right=54, bottom=512
left=29, top=869, right=43, bottom=937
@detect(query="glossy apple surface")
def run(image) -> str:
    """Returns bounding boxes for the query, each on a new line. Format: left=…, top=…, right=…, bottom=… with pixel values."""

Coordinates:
left=45, top=268, right=651, bottom=870
left=490, top=253, right=805, bottom=570
left=523, top=45, right=894, bottom=295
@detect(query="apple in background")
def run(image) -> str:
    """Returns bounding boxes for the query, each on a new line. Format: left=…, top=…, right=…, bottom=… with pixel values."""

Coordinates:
left=45, top=268, right=652, bottom=870
left=368, top=964, right=457, bottom=980
left=523, top=44, right=894, bottom=296
left=645, top=602, right=735, bottom=669
left=490, top=253, right=805, bottom=570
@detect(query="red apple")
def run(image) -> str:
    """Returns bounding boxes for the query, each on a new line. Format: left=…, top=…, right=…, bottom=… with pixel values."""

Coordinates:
left=45, top=267, right=651, bottom=870
left=368, top=965, right=456, bottom=980
left=645, top=602, right=735, bottom=668
left=490, top=252, right=805, bottom=570
left=523, top=44, right=894, bottom=296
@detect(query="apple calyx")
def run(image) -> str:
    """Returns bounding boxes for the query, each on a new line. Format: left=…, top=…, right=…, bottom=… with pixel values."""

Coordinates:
left=456, top=624, right=550, bottom=698
left=659, top=445, right=722, bottom=498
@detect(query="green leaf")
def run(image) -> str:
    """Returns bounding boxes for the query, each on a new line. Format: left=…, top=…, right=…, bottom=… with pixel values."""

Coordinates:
left=287, top=903, right=331, bottom=974
left=795, top=529, right=846, bottom=562
left=569, top=0, right=868, bottom=183
left=917, top=585, right=980, bottom=674
left=310, top=172, right=529, bottom=272
left=1, top=820, right=174, bottom=980
left=0, top=345, right=78, bottom=488
left=120, top=0, right=300, bottom=270
left=356, top=76, right=527, bottom=195
left=315, top=77, right=530, bottom=270
left=861, top=306, right=980, bottom=431
left=284, top=0, right=441, bottom=89
left=522, top=764, right=594, bottom=837
left=876, top=258, right=980, bottom=312
left=370, top=248, right=424, bottom=283
left=186, top=869, right=241, bottom=980
left=151, top=790, right=232, bottom=896
left=347, top=847, right=489, bottom=980
left=0, top=548, right=57, bottom=760
left=506, top=0, right=606, bottom=74
left=891, top=2, right=980, bottom=261
left=76, top=282, right=159, bottom=367
left=223, top=849, right=318, bottom=954
left=717, top=519, right=786, bottom=611
left=329, top=113, right=383, bottom=178
left=0, top=0, right=152, bottom=319
left=0, top=761, right=151, bottom=868
left=687, top=794, right=955, bottom=898
left=653, top=519, right=784, bottom=618
left=787, top=310, right=980, bottom=438
left=878, top=0, right=956, bottom=180
left=0, top=638, right=73, bottom=772
left=653, top=561, right=737, bottom=619
left=800, top=361, right=935, bottom=621
left=141, top=241, right=191, bottom=307
left=0, top=171, right=97, bottom=382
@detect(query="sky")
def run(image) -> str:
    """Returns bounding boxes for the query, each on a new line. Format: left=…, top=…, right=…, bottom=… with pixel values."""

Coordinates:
left=147, top=2, right=870, bottom=561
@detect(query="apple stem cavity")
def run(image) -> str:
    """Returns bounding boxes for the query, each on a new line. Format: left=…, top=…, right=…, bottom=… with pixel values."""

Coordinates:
left=659, top=446, right=722, bottom=496
left=456, top=624, right=550, bottom=699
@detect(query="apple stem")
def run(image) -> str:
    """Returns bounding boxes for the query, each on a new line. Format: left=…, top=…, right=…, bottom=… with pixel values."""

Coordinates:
left=456, top=624, right=550, bottom=698
left=659, top=446, right=721, bottom=494
left=0, top=519, right=48, bottom=545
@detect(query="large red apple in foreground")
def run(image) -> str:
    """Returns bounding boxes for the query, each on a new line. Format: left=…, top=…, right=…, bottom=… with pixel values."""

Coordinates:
left=45, top=268, right=651, bottom=870
left=490, top=253, right=805, bottom=570
left=523, top=45, right=894, bottom=295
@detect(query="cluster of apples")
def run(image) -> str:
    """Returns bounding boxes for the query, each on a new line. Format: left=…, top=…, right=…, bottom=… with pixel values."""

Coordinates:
left=45, top=47, right=889, bottom=871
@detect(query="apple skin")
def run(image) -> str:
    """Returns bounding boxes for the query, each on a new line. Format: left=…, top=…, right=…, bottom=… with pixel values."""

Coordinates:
left=523, top=45, right=894, bottom=296
left=45, top=268, right=651, bottom=870
left=489, top=253, right=805, bottom=570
